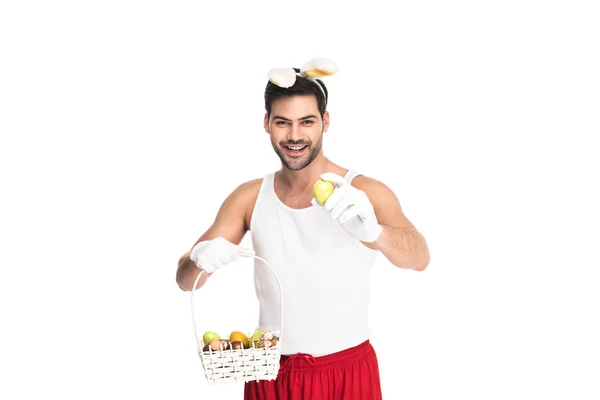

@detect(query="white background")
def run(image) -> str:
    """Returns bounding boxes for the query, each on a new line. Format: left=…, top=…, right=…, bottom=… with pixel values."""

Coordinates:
left=1, top=1, right=599, bottom=399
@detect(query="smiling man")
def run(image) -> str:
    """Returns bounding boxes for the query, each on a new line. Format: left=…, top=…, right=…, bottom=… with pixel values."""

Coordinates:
left=176, top=59, right=430, bottom=399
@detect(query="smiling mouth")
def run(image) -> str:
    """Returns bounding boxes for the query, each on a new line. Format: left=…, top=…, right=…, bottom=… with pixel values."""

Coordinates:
left=283, top=144, right=308, bottom=156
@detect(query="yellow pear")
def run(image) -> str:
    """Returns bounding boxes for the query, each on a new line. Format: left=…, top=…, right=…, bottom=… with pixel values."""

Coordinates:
left=313, top=179, right=335, bottom=205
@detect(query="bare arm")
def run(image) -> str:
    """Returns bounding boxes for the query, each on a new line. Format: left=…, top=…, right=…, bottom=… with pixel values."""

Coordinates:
left=355, top=177, right=430, bottom=271
left=176, top=179, right=261, bottom=291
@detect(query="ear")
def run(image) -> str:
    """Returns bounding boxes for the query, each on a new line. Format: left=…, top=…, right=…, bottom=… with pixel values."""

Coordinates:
left=264, top=113, right=270, bottom=134
left=322, top=111, right=330, bottom=133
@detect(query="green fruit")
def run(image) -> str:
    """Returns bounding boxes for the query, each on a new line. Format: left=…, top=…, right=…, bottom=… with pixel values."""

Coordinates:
left=313, top=179, right=335, bottom=205
left=203, top=331, right=221, bottom=345
left=249, top=329, right=263, bottom=343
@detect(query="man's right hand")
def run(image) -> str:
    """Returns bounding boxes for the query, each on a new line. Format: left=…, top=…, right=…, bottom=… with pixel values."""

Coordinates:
left=189, top=237, right=255, bottom=274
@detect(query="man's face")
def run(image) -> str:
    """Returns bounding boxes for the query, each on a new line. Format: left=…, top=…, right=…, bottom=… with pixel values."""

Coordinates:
left=264, top=95, right=330, bottom=171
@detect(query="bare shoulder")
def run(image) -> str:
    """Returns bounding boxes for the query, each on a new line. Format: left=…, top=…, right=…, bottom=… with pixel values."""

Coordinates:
left=351, top=175, right=416, bottom=230
left=192, top=178, right=263, bottom=247
left=351, top=175, right=396, bottom=204
left=231, top=178, right=263, bottom=201
left=351, top=175, right=391, bottom=193
left=229, top=178, right=263, bottom=230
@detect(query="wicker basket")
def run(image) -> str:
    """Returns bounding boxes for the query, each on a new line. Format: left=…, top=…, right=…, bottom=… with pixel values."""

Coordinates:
left=190, top=254, right=284, bottom=385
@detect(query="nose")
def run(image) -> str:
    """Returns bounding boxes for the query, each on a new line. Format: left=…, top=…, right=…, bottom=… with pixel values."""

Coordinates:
left=287, top=121, right=303, bottom=141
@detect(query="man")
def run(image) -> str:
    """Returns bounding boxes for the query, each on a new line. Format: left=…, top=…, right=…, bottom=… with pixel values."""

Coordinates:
left=176, top=59, right=430, bottom=399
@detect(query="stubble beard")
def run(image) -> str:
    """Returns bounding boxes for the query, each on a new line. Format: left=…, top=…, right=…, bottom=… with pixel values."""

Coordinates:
left=272, top=133, right=323, bottom=171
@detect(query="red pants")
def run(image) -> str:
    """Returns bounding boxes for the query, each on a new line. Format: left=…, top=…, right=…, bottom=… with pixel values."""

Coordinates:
left=244, top=340, right=382, bottom=400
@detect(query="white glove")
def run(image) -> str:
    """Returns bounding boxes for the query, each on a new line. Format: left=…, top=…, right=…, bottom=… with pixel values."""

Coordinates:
left=189, top=237, right=255, bottom=274
left=311, top=172, right=383, bottom=243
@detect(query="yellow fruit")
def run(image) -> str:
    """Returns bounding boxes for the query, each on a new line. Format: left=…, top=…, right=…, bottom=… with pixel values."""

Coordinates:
left=229, top=331, right=249, bottom=349
left=313, top=179, right=335, bottom=205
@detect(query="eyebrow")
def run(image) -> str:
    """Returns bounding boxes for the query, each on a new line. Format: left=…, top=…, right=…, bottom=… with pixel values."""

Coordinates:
left=272, top=115, right=319, bottom=122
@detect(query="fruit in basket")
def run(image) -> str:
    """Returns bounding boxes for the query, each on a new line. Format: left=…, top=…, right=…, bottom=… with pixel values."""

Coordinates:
left=313, top=178, right=335, bottom=205
left=229, top=331, right=250, bottom=348
left=202, top=331, right=221, bottom=345
left=208, top=339, right=223, bottom=351
left=271, top=338, right=279, bottom=347
left=260, top=331, right=274, bottom=341
left=249, top=329, right=263, bottom=344
left=202, top=339, right=224, bottom=352
left=230, top=341, right=243, bottom=350
left=255, top=340, right=272, bottom=349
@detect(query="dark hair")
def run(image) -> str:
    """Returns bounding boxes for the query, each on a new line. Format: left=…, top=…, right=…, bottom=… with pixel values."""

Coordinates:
left=264, top=68, right=328, bottom=118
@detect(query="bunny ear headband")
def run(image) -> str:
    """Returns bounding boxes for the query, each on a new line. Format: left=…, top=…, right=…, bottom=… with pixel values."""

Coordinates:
left=267, top=58, right=339, bottom=100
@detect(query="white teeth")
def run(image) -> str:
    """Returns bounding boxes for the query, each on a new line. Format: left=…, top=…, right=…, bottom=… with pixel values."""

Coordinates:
left=286, top=145, right=306, bottom=151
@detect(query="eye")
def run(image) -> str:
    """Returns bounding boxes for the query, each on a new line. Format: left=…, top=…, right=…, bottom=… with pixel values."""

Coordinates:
left=276, top=121, right=290, bottom=126
left=302, top=120, right=315, bottom=125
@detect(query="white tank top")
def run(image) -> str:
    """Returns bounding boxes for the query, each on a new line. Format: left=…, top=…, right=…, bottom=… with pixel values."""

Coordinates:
left=250, top=170, right=378, bottom=356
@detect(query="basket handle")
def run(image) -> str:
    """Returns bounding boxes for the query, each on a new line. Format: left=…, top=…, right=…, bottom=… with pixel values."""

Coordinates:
left=190, top=254, right=284, bottom=351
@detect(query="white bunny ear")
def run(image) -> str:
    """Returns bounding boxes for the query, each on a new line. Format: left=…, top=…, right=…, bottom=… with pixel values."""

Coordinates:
left=300, top=58, right=339, bottom=77
left=267, top=67, right=297, bottom=88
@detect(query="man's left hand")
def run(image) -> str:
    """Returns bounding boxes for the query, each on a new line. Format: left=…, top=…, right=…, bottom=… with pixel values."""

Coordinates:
left=311, top=172, right=383, bottom=243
